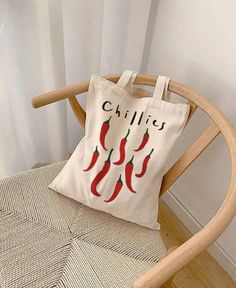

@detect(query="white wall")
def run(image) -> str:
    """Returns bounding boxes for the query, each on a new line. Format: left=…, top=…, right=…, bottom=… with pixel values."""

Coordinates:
left=144, top=0, right=236, bottom=279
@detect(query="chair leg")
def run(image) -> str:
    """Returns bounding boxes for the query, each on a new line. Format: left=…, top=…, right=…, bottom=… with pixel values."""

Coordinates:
left=161, top=277, right=177, bottom=288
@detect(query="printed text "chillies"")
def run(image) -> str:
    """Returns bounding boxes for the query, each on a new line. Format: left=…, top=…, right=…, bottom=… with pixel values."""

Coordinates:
left=102, top=100, right=166, bottom=130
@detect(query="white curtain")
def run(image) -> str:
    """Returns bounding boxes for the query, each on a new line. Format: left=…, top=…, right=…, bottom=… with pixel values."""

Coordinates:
left=0, top=0, right=153, bottom=176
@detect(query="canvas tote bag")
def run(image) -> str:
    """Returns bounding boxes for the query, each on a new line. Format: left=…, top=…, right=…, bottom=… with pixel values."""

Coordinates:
left=49, top=70, right=190, bottom=229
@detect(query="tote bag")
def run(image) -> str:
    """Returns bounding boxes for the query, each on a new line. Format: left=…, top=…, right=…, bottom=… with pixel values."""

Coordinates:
left=49, top=70, right=190, bottom=229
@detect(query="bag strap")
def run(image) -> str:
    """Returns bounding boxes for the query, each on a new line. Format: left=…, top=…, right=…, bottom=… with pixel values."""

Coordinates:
left=116, top=70, right=138, bottom=88
left=153, top=76, right=171, bottom=101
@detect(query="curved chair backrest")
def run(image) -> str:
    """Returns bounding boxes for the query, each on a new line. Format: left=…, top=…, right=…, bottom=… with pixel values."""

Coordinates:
left=32, top=74, right=236, bottom=287
left=32, top=73, right=236, bottom=197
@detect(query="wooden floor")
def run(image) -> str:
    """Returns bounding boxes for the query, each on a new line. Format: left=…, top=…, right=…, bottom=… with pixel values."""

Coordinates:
left=159, top=200, right=236, bottom=288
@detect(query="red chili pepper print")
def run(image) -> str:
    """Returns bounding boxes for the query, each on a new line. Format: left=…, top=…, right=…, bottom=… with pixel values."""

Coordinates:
left=135, top=148, right=154, bottom=178
left=134, top=128, right=149, bottom=151
left=83, top=146, right=99, bottom=171
left=91, top=149, right=113, bottom=197
left=125, top=156, right=136, bottom=193
left=104, top=174, right=123, bottom=203
left=100, top=116, right=112, bottom=151
left=113, top=129, right=130, bottom=166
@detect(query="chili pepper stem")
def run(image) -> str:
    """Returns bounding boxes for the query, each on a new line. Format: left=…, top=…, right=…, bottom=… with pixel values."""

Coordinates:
left=127, top=155, right=134, bottom=165
left=106, top=148, right=113, bottom=162
left=105, top=116, right=112, bottom=124
left=145, top=128, right=149, bottom=135
left=118, top=174, right=122, bottom=183
left=125, top=129, right=130, bottom=140
left=95, top=146, right=99, bottom=153
left=148, top=148, right=154, bottom=157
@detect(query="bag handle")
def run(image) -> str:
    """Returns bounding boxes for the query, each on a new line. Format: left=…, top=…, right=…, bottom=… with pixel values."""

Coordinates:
left=117, top=71, right=170, bottom=101
left=116, top=70, right=138, bottom=88
left=153, top=76, right=171, bottom=101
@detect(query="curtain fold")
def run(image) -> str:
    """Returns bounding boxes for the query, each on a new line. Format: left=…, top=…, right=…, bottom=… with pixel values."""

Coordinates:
left=0, top=0, right=153, bottom=176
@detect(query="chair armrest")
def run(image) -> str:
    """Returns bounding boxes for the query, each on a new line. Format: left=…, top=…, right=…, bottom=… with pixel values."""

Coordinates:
left=31, top=75, right=121, bottom=108
left=31, top=74, right=159, bottom=108
left=133, top=191, right=236, bottom=288
left=31, top=81, right=90, bottom=108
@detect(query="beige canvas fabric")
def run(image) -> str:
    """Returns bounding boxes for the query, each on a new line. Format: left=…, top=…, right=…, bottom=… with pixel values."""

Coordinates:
left=49, top=71, right=190, bottom=229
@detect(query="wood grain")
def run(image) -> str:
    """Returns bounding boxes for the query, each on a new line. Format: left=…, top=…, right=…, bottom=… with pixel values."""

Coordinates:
left=159, top=200, right=236, bottom=288
left=32, top=74, right=236, bottom=288
left=68, top=96, right=86, bottom=128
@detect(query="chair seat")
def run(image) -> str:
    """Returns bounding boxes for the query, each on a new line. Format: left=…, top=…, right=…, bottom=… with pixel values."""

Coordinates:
left=0, top=162, right=167, bottom=288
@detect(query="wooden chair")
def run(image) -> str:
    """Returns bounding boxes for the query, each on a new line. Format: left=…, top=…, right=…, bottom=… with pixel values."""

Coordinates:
left=30, top=74, right=235, bottom=287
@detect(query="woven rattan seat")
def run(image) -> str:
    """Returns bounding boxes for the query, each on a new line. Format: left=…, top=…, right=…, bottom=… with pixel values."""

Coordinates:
left=0, top=162, right=167, bottom=288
